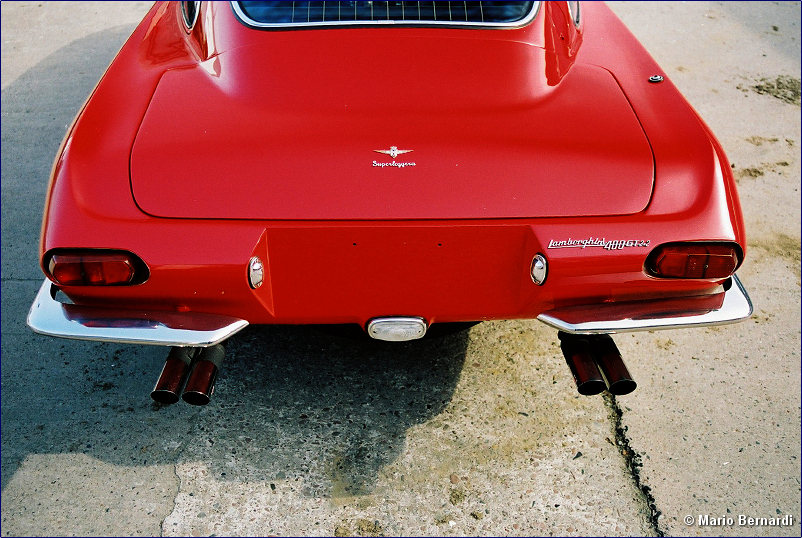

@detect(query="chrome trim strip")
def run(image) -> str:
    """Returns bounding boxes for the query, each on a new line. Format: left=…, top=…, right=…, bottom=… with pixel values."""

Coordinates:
left=182, top=1, right=201, bottom=30
left=567, top=1, right=580, bottom=27
left=27, top=280, right=248, bottom=347
left=230, top=1, right=540, bottom=30
left=537, top=274, right=753, bottom=334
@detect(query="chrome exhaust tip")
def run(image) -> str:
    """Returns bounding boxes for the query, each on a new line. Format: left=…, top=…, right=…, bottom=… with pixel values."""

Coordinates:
left=151, top=347, right=196, bottom=405
left=181, top=344, right=225, bottom=406
left=592, top=335, right=637, bottom=396
left=558, top=332, right=606, bottom=396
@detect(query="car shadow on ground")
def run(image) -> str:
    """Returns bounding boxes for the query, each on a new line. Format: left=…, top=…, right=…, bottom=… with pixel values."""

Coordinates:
left=202, top=325, right=468, bottom=496
left=1, top=26, right=467, bottom=497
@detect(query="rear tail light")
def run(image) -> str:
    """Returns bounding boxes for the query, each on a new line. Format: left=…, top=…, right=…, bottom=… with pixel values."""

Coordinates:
left=45, top=250, right=149, bottom=286
left=645, top=242, right=742, bottom=279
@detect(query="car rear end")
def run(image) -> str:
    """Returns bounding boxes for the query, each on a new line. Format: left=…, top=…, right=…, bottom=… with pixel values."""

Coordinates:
left=28, top=1, right=750, bottom=403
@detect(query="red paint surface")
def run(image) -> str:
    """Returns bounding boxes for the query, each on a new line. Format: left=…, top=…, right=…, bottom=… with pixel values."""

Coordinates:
left=131, top=35, right=653, bottom=219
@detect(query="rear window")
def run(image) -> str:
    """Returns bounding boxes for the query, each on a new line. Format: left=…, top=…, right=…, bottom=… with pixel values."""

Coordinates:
left=233, top=1, right=538, bottom=28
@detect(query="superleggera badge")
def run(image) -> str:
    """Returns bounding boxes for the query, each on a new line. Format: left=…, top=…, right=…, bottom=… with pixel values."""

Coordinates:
left=373, top=146, right=416, bottom=168
left=548, top=237, right=650, bottom=251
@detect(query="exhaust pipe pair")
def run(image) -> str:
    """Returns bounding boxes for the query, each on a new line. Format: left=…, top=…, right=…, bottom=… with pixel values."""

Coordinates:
left=151, top=344, right=225, bottom=406
left=559, top=332, right=636, bottom=396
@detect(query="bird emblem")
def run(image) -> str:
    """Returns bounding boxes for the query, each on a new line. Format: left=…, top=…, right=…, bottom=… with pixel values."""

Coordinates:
left=374, top=146, right=413, bottom=159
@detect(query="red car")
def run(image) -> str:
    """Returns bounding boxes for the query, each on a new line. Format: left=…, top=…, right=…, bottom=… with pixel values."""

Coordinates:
left=27, top=1, right=752, bottom=404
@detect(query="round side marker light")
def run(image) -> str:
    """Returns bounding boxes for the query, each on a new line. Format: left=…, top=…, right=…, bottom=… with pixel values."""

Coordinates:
left=248, top=257, right=264, bottom=289
left=531, top=254, right=548, bottom=285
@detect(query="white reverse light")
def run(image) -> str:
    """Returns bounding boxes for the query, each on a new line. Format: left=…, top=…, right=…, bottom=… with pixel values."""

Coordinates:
left=367, top=317, right=427, bottom=342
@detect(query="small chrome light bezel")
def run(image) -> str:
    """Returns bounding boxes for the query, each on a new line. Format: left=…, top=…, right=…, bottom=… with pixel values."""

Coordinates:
left=367, top=317, right=427, bottom=342
left=248, top=256, right=264, bottom=289
left=530, top=253, right=548, bottom=285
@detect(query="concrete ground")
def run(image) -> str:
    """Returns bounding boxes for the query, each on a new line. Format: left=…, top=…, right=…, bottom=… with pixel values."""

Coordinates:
left=1, top=2, right=799, bottom=536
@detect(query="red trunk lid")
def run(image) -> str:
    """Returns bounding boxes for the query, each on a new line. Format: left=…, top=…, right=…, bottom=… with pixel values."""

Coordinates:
left=131, top=33, right=653, bottom=220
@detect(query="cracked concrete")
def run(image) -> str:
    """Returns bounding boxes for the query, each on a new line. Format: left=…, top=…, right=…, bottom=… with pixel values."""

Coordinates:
left=605, top=394, right=664, bottom=536
left=2, top=2, right=799, bottom=536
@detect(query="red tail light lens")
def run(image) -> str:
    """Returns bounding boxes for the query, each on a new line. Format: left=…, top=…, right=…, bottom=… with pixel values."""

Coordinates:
left=46, top=250, right=148, bottom=286
left=646, top=243, right=741, bottom=279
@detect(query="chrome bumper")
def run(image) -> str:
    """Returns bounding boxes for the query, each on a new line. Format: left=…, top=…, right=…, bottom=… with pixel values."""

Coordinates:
left=538, top=274, right=753, bottom=334
left=27, top=274, right=753, bottom=345
left=27, top=280, right=248, bottom=347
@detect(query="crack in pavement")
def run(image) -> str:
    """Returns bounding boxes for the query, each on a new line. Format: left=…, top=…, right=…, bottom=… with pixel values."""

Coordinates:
left=604, top=392, right=665, bottom=537
left=160, top=460, right=182, bottom=537
left=157, top=404, right=202, bottom=537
